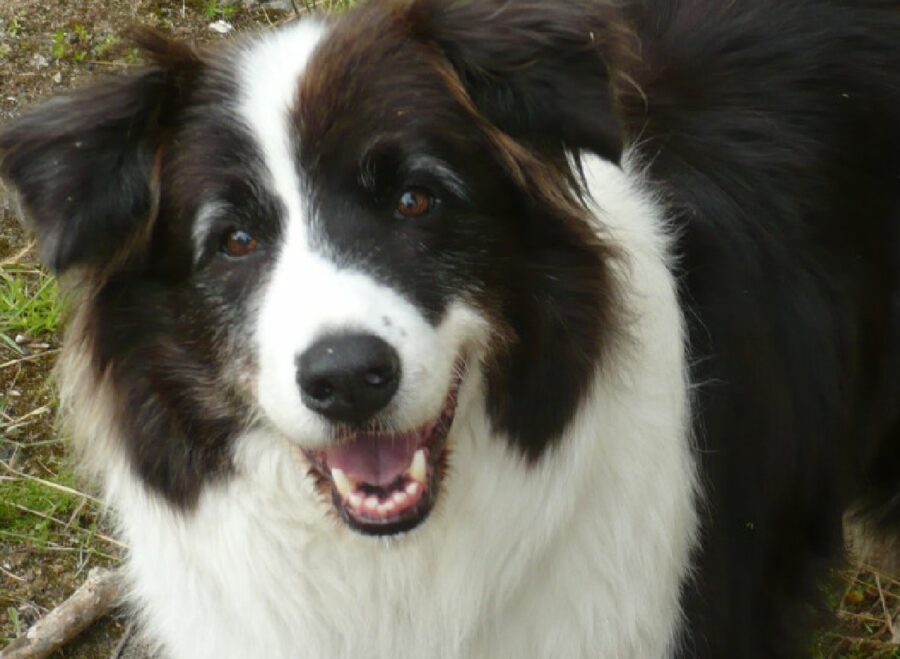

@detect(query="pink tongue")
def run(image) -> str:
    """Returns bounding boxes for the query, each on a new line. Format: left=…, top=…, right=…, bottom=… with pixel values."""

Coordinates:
left=324, top=432, right=420, bottom=487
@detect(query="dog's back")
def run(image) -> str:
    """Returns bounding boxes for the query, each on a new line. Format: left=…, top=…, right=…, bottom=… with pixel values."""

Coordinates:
left=617, top=1, right=900, bottom=652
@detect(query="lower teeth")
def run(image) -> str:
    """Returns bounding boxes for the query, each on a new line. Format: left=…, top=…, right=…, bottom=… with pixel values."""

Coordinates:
left=338, top=477, right=426, bottom=518
left=330, top=449, right=429, bottom=515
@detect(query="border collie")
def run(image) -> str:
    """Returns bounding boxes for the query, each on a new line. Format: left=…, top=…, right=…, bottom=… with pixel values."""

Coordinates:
left=1, top=1, right=898, bottom=657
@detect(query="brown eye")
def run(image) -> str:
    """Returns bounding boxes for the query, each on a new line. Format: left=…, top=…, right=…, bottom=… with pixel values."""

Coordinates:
left=223, top=228, right=259, bottom=258
left=396, top=188, right=433, bottom=218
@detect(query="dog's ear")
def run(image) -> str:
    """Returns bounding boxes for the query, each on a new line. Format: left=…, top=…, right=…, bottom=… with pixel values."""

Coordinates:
left=0, top=30, right=201, bottom=274
left=406, top=0, right=628, bottom=163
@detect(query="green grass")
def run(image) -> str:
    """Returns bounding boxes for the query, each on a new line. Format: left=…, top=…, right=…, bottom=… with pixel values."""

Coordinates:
left=814, top=642, right=900, bottom=659
left=51, top=29, right=67, bottom=59
left=43, top=22, right=129, bottom=66
left=0, top=465, right=78, bottom=542
left=203, top=0, right=238, bottom=21
left=0, top=267, right=61, bottom=348
left=7, top=17, right=23, bottom=38
left=93, top=34, right=121, bottom=57
left=0, top=441, right=117, bottom=561
left=298, top=0, right=357, bottom=12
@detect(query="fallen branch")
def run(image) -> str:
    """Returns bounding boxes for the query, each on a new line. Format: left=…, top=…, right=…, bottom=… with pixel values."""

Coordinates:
left=1, top=567, right=123, bottom=659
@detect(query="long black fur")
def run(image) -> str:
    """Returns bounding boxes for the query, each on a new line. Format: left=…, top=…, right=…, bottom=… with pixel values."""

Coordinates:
left=616, top=1, right=900, bottom=655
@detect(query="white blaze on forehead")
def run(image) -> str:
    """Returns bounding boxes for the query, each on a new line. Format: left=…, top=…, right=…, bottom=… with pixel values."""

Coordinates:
left=235, top=19, right=328, bottom=245
left=241, top=20, right=487, bottom=448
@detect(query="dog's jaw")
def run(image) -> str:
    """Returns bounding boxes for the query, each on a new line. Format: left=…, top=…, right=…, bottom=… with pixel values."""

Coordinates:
left=301, top=362, right=465, bottom=536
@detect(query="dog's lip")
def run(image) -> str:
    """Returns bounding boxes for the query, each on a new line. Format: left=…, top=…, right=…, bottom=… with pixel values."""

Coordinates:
left=302, top=363, right=464, bottom=536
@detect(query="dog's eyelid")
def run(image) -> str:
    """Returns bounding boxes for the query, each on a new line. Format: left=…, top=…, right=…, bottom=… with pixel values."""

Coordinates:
left=356, top=143, right=469, bottom=202
left=403, top=156, right=469, bottom=202
left=192, top=200, right=237, bottom=264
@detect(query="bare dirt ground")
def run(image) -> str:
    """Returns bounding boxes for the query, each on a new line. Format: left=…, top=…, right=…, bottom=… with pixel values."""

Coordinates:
left=0, top=1, right=897, bottom=657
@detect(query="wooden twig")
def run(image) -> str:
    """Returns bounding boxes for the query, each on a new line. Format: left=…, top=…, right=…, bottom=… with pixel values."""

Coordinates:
left=0, top=349, right=60, bottom=371
left=0, top=564, right=25, bottom=583
left=0, top=242, right=36, bottom=268
left=0, top=567, right=122, bottom=659
left=874, top=573, right=896, bottom=639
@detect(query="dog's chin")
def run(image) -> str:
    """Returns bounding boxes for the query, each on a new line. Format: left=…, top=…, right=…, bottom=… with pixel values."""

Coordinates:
left=302, top=365, right=464, bottom=537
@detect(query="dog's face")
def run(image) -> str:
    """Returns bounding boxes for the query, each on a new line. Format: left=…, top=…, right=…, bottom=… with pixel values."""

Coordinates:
left=0, top=1, right=625, bottom=536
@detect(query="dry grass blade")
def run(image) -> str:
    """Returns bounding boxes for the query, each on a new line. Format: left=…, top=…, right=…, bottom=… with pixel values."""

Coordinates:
left=875, top=574, right=897, bottom=639
left=0, top=460, right=103, bottom=507
left=0, top=349, right=60, bottom=371
left=0, top=242, right=36, bottom=269
left=0, top=564, right=26, bottom=583
left=7, top=501, right=126, bottom=550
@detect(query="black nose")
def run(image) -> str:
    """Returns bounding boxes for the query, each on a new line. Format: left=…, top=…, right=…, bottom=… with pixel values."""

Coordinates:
left=297, top=333, right=401, bottom=424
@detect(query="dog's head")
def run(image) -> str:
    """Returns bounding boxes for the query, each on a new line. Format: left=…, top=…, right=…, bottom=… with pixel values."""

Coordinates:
left=0, top=0, right=627, bottom=536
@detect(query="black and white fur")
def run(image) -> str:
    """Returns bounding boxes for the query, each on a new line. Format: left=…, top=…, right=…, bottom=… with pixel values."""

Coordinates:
left=1, top=1, right=898, bottom=657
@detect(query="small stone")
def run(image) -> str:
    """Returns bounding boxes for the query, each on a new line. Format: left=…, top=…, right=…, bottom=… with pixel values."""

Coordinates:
left=246, top=0, right=294, bottom=9
left=208, top=20, right=234, bottom=35
left=14, top=334, right=26, bottom=344
left=30, top=53, right=49, bottom=68
left=52, top=71, right=63, bottom=84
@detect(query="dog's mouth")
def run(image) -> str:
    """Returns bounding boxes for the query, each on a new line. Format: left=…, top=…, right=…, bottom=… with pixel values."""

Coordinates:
left=303, top=367, right=463, bottom=536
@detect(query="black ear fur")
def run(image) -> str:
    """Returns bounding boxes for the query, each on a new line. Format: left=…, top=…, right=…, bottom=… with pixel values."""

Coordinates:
left=384, top=1, right=626, bottom=457
left=407, top=0, right=627, bottom=163
left=0, top=30, right=200, bottom=274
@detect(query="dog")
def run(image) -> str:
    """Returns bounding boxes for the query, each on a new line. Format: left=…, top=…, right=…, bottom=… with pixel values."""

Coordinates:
left=1, top=0, right=898, bottom=656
